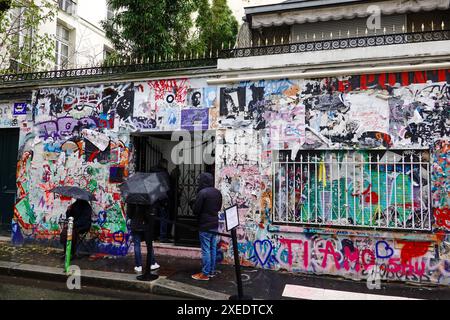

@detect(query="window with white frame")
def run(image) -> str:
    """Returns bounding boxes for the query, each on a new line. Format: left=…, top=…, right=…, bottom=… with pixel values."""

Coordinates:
left=58, top=0, right=77, bottom=15
left=273, top=149, right=431, bottom=231
left=55, top=24, right=70, bottom=69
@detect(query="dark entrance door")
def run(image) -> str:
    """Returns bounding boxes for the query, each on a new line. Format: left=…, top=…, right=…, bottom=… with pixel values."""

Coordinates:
left=0, top=129, right=19, bottom=234
left=132, top=133, right=215, bottom=247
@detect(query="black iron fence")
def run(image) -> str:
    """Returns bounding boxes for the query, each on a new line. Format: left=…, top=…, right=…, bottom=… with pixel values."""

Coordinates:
left=221, top=30, right=450, bottom=59
left=0, top=58, right=218, bottom=85
left=0, top=29, right=448, bottom=86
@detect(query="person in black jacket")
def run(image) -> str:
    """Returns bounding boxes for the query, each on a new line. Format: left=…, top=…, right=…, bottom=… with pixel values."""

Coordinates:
left=191, top=173, right=223, bottom=281
left=60, top=199, right=92, bottom=257
left=127, top=204, right=160, bottom=273
left=149, top=159, right=171, bottom=243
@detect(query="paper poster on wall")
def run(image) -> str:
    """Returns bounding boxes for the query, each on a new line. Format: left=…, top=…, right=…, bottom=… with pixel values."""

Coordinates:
left=181, top=108, right=209, bottom=131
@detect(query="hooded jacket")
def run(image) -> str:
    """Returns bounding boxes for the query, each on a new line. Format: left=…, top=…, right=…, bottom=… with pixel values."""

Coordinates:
left=193, top=173, right=222, bottom=231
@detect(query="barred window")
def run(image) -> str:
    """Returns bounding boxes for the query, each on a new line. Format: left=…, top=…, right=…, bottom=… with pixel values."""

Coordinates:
left=273, top=150, right=431, bottom=231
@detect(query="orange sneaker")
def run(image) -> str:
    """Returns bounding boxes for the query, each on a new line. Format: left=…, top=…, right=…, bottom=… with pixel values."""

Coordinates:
left=191, top=273, right=209, bottom=281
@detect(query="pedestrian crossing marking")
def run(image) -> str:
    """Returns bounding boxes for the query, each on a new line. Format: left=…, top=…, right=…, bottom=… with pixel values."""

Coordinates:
left=282, top=284, right=421, bottom=300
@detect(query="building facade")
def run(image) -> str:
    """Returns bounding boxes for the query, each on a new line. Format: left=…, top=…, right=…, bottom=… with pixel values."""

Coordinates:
left=4, top=0, right=113, bottom=72
left=0, top=0, right=449, bottom=286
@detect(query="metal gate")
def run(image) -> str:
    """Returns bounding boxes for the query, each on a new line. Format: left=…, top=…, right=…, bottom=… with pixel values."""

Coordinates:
left=174, top=163, right=204, bottom=246
left=132, top=134, right=215, bottom=247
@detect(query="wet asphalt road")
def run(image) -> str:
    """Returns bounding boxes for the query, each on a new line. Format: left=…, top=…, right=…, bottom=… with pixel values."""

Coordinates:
left=0, top=275, right=186, bottom=300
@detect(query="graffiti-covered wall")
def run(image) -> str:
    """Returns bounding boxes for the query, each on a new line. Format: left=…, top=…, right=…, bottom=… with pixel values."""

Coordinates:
left=12, top=79, right=219, bottom=254
left=216, top=69, right=450, bottom=286
left=9, top=68, right=450, bottom=286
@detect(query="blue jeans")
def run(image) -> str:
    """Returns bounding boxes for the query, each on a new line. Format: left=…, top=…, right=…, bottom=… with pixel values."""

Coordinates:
left=132, top=231, right=156, bottom=267
left=199, top=231, right=218, bottom=276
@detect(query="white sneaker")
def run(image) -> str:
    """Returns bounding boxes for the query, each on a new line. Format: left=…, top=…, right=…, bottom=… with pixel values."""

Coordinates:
left=134, top=266, right=143, bottom=273
left=151, top=263, right=160, bottom=271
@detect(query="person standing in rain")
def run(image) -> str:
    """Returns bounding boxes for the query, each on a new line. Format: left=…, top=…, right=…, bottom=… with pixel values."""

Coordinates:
left=60, top=199, right=92, bottom=258
left=127, top=204, right=160, bottom=273
left=191, top=173, right=223, bottom=281
left=150, top=158, right=171, bottom=243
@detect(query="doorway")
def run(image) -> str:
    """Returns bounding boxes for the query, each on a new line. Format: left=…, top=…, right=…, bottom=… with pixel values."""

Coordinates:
left=0, top=128, right=19, bottom=235
left=132, top=132, right=216, bottom=247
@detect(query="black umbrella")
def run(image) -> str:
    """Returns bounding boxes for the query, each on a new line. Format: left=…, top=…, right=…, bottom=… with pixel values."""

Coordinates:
left=119, top=172, right=170, bottom=205
left=50, top=186, right=96, bottom=201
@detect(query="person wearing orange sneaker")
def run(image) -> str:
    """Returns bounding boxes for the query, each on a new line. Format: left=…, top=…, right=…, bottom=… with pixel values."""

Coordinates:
left=191, top=173, right=222, bottom=281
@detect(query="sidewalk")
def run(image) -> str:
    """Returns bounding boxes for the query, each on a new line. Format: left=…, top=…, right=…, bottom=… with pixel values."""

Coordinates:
left=0, top=238, right=449, bottom=300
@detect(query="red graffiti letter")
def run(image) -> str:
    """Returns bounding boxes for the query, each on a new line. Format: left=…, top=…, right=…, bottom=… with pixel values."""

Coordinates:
left=320, top=241, right=341, bottom=270
left=343, top=247, right=360, bottom=272
left=361, top=249, right=375, bottom=270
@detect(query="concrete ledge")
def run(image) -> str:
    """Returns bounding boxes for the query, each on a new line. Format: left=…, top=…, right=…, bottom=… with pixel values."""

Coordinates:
left=0, top=260, right=224, bottom=300
left=152, top=277, right=230, bottom=300
left=153, top=243, right=201, bottom=259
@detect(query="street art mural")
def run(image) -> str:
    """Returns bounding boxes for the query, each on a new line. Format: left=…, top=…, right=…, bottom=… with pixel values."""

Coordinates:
left=14, top=83, right=135, bottom=255
left=216, top=69, right=450, bottom=286
left=12, top=78, right=219, bottom=254
left=8, top=69, right=450, bottom=286
left=0, top=103, right=28, bottom=128
left=133, top=79, right=217, bottom=131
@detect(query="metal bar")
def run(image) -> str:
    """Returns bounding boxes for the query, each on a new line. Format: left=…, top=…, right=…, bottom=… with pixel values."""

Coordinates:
left=315, top=155, right=318, bottom=224
left=394, top=154, right=398, bottom=228
left=369, top=154, right=372, bottom=226
left=330, top=153, right=333, bottom=223
left=402, top=155, right=406, bottom=229
left=337, top=153, right=341, bottom=223
left=427, top=161, right=431, bottom=230
left=377, top=154, right=381, bottom=227
left=285, top=160, right=289, bottom=223
left=361, top=153, right=364, bottom=226
left=345, top=153, right=349, bottom=223
left=419, top=153, right=424, bottom=230
left=353, top=152, right=357, bottom=226
left=307, top=154, right=311, bottom=224
left=322, top=154, right=325, bottom=223
left=294, top=162, right=297, bottom=223
left=410, top=154, right=415, bottom=229
left=300, top=154, right=304, bottom=223
left=385, top=154, right=390, bottom=228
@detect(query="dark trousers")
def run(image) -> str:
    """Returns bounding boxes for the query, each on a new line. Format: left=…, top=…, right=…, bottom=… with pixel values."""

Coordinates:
left=60, top=226, right=89, bottom=255
left=158, top=206, right=169, bottom=241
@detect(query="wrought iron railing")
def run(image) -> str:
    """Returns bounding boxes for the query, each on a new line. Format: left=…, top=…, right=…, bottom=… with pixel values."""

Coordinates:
left=221, top=30, right=450, bottom=59
left=0, top=58, right=218, bottom=84
left=273, top=150, right=432, bottom=232
left=1, top=30, right=448, bottom=86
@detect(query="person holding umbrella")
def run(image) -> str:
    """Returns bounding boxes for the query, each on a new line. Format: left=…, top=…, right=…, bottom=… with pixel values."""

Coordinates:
left=52, top=186, right=94, bottom=258
left=127, top=203, right=160, bottom=273
left=120, top=171, right=170, bottom=281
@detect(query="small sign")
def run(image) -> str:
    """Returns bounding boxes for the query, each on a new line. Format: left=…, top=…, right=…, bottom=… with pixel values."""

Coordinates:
left=13, top=103, right=27, bottom=116
left=224, top=205, right=239, bottom=231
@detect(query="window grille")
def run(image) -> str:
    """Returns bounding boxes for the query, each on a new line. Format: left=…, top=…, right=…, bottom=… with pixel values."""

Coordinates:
left=273, top=150, right=431, bottom=231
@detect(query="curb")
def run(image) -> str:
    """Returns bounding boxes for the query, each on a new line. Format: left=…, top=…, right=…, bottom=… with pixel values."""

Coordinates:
left=0, top=260, right=228, bottom=300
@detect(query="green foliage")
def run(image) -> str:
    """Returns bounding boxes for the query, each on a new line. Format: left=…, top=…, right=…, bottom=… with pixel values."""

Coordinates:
left=0, top=0, right=56, bottom=74
left=193, top=0, right=239, bottom=54
left=102, top=0, right=238, bottom=62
